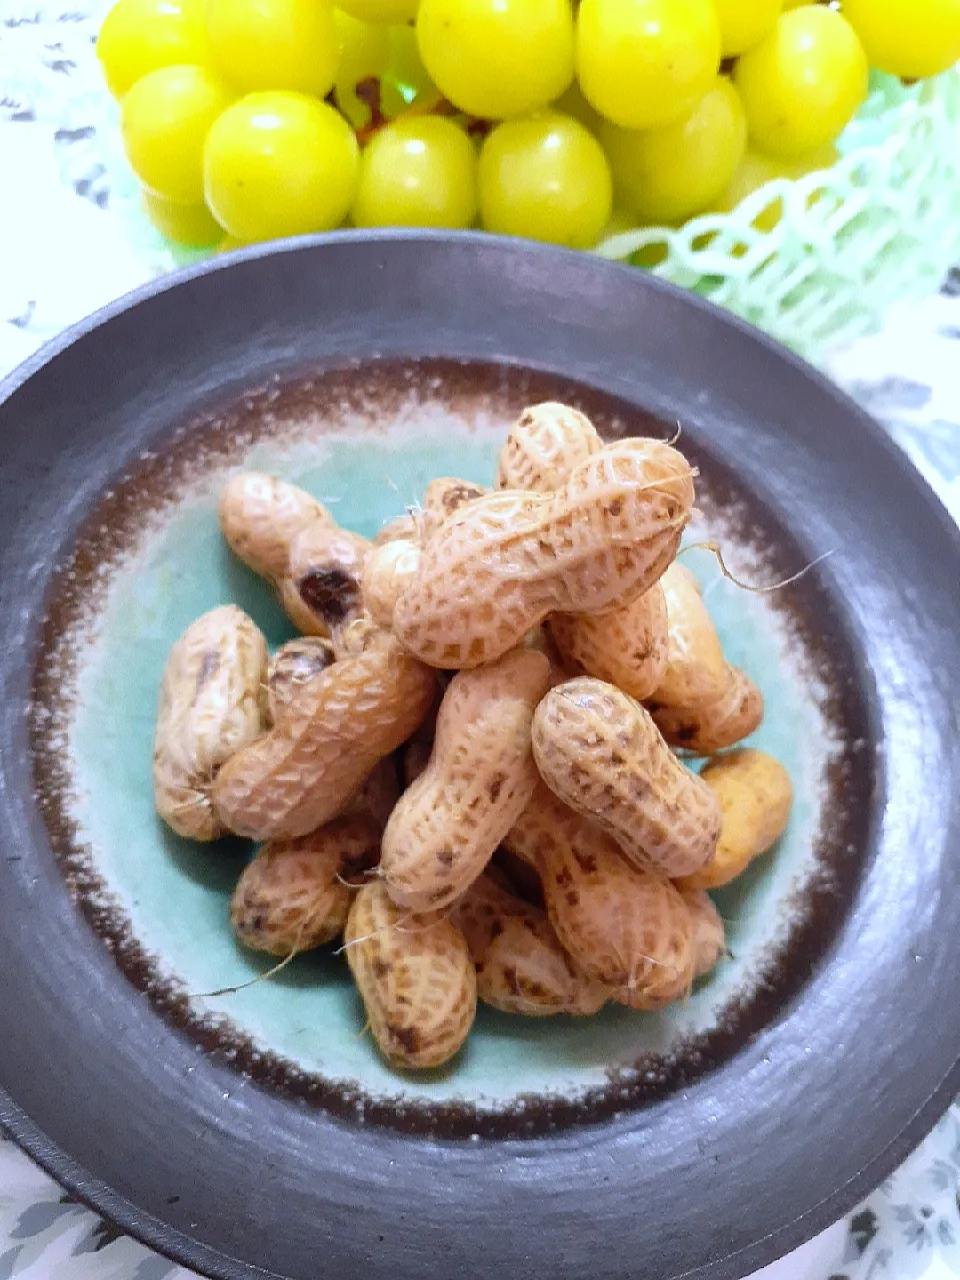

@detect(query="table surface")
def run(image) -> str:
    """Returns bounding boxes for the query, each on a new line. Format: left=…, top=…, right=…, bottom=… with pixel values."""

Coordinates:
left=1, top=7, right=959, bottom=1280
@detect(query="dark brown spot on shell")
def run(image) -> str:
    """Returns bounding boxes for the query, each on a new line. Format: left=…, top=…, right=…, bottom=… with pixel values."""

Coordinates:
left=502, top=965, right=520, bottom=996
left=523, top=981, right=551, bottom=1002
left=436, top=849, right=454, bottom=868
left=389, top=1024, right=421, bottom=1055
left=298, top=567, right=360, bottom=624
left=572, top=849, right=598, bottom=875
left=487, top=772, right=506, bottom=803
left=371, top=957, right=389, bottom=980
left=442, top=484, right=483, bottom=513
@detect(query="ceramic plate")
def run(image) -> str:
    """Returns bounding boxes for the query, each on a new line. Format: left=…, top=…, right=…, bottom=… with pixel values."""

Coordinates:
left=0, top=232, right=958, bottom=1280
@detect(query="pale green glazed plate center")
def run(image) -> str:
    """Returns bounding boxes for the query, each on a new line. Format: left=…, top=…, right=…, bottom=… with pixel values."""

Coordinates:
left=57, top=379, right=840, bottom=1111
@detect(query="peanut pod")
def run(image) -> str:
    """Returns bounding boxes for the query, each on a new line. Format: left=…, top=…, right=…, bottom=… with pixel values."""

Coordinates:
left=213, top=628, right=435, bottom=840
left=505, top=784, right=695, bottom=1010
left=532, top=677, right=721, bottom=878
left=230, top=814, right=381, bottom=955
left=219, top=472, right=332, bottom=579
left=381, top=649, right=551, bottom=912
left=154, top=604, right=267, bottom=841
left=496, top=402, right=602, bottom=492
left=452, top=871, right=608, bottom=1016
left=549, top=582, right=669, bottom=702
left=677, top=749, right=792, bottom=890
left=394, top=438, right=695, bottom=668
left=344, top=881, right=476, bottom=1070
left=651, top=665, right=764, bottom=754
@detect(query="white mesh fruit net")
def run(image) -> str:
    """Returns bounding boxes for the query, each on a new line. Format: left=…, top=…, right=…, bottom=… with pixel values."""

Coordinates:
left=595, top=70, right=960, bottom=363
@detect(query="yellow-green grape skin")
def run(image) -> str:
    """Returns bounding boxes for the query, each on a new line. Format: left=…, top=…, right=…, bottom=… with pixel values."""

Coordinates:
left=416, top=0, right=575, bottom=120
left=841, top=0, right=960, bottom=80
left=576, top=0, right=721, bottom=131
left=141, top=189, right=224, bottom=245
left=96, top=0, right=209, bottom=99
left=478, top=113, right=612, bottom=248
left=733, top=7, right=869, bottom=159
left=600, top=77, right=746, bottom=225
left=381, top=22, right=438, bottom=116
left=204, top=92, right=358, bottom=242
left=337, top=0, right=420, bottom=22
left=712, top=0, right=781, bottom=56
left=205, top=0, right=341, bottom=96
left=351, top=118, right=478, bottom=229
left=333, top=9, right=390, bottom=128
left=599, top=206, right=640, bottom=239
left=121, top=65, right=234, bottom=204
left=716, top=144, right=837, bottom=231
left=551, top=80, right=603, bottom=134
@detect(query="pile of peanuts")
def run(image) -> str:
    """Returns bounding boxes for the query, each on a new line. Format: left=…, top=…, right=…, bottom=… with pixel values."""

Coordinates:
left=153, top=403, right=793, bottom=1071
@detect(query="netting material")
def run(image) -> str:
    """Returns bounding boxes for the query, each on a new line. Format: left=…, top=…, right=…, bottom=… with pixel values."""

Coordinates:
left=595, top=71, right=960, bottom=362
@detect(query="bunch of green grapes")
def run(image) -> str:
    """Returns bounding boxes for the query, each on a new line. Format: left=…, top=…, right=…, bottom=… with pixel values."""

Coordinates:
left=98, top=0, right=960, bottom=252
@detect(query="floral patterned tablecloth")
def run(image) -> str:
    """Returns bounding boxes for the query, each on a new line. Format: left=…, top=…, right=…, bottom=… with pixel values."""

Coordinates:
left=1, top=7, right=959, bottom=1280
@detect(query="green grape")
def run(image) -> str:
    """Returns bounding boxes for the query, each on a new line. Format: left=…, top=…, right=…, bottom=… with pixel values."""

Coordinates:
left=416, top=0, right=575, bottom=120
left=204, top=91, right=358, bottom=241
left=337, top=0, right=419, bottom=22
left=600, top=77, right=746, bottom=225
left=96, top=0, right=209, bottom=99
left=334, top=9, right=390, bottom=128
left=842, top=0, right=960, bottom=80
left=381, top=22, right=437, bottom=116
left=478, top=112, right=612, bottom=248
left=712, top=0, right=780, bottom=57
left=576, top=0, right=721, bottom=131
left=352, top=117, right=477, bottom=228
left=205, top=0, right=341, bottom=96
left=121, top=65, right=233, bottom=204
left=733, top=7, right=868, bottom=159
left=141, top=189, right=223, bottom=246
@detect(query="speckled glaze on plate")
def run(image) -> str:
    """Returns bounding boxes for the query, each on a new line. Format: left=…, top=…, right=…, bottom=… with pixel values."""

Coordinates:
left=0, top=233, right=958, bottom=1280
